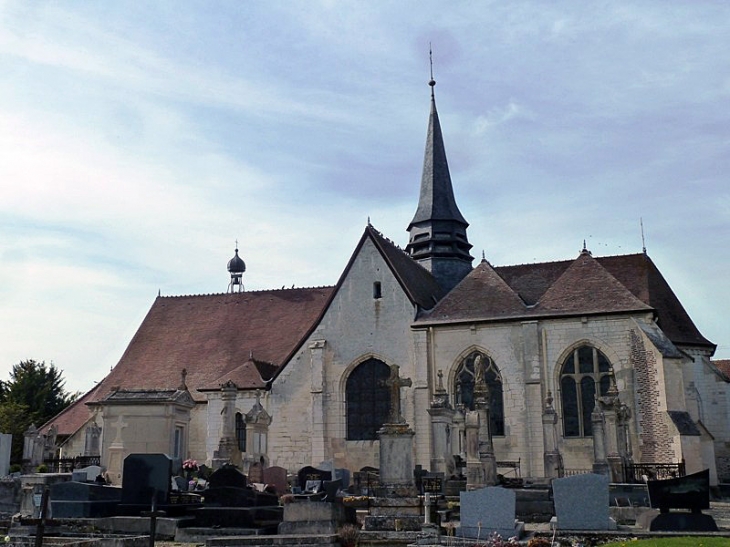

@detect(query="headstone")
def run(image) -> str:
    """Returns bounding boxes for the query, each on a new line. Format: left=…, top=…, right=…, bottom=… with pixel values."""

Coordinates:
left=121, top=453, right=172, bottom=506
left=421, top=473, right=445, bottom=495
left=459, top=486, right=524, bottom=540
left=208, top=465, right=247, bottom=489
left=263, top=466, right=288, bottom=494
left=645, top=469, right=718, bottom=531
left=552, top=473, right=616, bottom=530
left=354, top=467, right=379, bottom=496
left=297, top=465, right=331, bottom=493
left=248, top=461, right=264, bottom=484
left=75, top=465, right=102, bottom=482
left=322, top=478, right=342, bottom=502
left=337, top=468, right=351, bottom=489
left=0, top=433, right=11, bottom=477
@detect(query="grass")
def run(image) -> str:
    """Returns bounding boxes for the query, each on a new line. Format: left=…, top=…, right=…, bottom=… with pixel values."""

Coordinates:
left=601, top=538, right=729, bottom=547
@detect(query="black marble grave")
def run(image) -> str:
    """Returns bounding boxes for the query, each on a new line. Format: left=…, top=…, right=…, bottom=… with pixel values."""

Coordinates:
left=50, top=481, right=122, bottom=518
left=119, top=453, right=201, bottom=516
left=647, top=469, right=718, bottom=531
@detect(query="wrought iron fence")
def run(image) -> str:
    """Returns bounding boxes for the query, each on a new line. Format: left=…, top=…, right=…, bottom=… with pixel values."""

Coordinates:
left=563, top=468, right=593, bottom=476
left=626, top=461, right=685, bottom=483
left=42, top=455, right=101, bottom=473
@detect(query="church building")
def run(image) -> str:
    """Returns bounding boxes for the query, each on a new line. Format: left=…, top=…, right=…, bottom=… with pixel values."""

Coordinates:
left=37, top=80, right=728, bottom=486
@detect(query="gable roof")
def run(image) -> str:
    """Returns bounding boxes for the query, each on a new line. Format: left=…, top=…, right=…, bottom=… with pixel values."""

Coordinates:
left=418, top=259, right=526, bottom=322
left=43, top=287, right=333, bottom=436
left=535, top=251, right=651, bottom=315
left=418, top=251, right=714, bottom=349
left=366, top=225, right=445, bottom=309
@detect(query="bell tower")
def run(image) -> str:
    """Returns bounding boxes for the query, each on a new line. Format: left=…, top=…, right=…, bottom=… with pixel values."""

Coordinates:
left=405, top=69, right=473, bottom=292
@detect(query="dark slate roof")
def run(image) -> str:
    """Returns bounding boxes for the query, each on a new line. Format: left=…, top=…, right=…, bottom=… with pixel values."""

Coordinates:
left=408, top=93, right=467, bottom=229
left=95, top=389, right=196, bottom=406
left=366, top=225, right=445, bottom=309
left=418, top=251, right=714, bottom=349
left=668, top=411, right=701, bottom=436
left=636, top=322, right=683, bottom=359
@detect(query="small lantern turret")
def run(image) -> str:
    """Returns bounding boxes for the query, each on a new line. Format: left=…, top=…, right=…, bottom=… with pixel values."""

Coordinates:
left=227, top=244, right=246, bottom=293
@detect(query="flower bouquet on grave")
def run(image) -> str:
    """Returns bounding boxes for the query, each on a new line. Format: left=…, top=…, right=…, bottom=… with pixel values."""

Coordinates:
left=183, top=459, right=199, bottom=481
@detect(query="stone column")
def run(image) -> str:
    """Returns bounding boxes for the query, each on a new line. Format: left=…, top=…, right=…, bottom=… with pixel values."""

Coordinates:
left=591, top=403, right=609, bottom=476
left=617, top=402, right=634, bottom=469
left=599, top=374, right=626, bottom=482
left=427, top=370, right=455, bottom=475
left=542, top=391, right=564, bottom=478
left=464, top=411, right=483, bottom=489
left=473, top=356, right=497, bottom=486
left=213, top=380, right=240, bottom=468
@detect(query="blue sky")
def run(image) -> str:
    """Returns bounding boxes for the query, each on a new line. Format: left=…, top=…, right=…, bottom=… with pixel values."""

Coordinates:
left=1, top=2, right=728, bottom=394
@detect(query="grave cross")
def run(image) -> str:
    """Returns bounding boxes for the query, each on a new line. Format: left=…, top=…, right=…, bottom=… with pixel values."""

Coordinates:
left=381, top=364, right=412, bottom=424
left=110, top=415, right=128, bottom=445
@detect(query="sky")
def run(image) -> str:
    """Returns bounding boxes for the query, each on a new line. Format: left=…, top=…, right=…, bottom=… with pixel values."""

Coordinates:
left=1, top=2, right=728, bottom=395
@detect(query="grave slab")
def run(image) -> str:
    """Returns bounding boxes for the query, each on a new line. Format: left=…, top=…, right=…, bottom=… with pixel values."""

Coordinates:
left=459, top=486, right=524, bottom=540
left=552, top=473, right=617, bottom=530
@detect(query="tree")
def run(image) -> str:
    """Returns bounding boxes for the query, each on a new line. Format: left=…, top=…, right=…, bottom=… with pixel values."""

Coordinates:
left=0, top=360, right=78, bottom=463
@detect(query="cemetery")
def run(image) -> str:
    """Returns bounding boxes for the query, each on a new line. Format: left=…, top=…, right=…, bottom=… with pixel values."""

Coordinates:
left=0, top=365, right=730, bottom=547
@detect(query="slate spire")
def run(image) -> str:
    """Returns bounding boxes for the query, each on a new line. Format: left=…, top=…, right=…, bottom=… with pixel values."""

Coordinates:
left=406, top=76, right=473, bottom=292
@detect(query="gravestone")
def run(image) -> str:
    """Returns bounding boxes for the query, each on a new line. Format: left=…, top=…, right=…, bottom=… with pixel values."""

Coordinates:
left=72, top=465, right=102, bottom=482
left=552, top=473, right=616, bottom=530
left=354, top=467, right=379, bottom=496
left=646, top=469, right=718, bottom=531
left=248, top=461, right=264, bottom=484
left=297, top=465, right=331, bottom=493
left=459, top=486, right=524, bottom=540
left=263, top=466, right=288, bottom=494
left=0, top=433, right=11, bottom=477
left=121, top=453, right=172, bottom=506
left=209, top=465, right=247, bottom=489
left=421, top=472, right=445, bottom=495
left=50, top=481, right=122, bottom=517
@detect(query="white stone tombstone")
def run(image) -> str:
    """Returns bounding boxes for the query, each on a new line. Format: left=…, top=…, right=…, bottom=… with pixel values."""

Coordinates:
left=552, top=473, right=617, bottom=530
left=0, top=433, right=11, bottom=476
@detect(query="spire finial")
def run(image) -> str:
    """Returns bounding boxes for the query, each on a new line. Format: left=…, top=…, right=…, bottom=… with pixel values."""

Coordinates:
left=482, top=250, right=486, bottom=261
left=428, top=43, right=436, bottom=96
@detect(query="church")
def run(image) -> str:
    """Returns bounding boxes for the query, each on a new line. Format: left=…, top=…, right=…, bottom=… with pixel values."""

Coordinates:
left=36, top=80, right=728, bottom=487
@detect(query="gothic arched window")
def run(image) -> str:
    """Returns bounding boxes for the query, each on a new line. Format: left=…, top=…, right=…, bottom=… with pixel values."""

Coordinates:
left=453, top=351, right=504, bottom=436
left=346, top=358, right=391, bottom=441
left=560, top=345, right=614, bottom=437
left=235, top=411, right=246, bottom=451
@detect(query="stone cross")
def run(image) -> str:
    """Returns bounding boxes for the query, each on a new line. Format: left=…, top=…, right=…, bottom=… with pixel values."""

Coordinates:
left=110, top=415, right=128, bottom=445
left=381, top=364, right=412, bottom=424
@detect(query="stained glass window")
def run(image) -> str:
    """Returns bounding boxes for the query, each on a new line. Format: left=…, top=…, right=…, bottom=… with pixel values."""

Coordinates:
left=560, top=345, right=614, bottom=437
left=346, top=358, right=391, bottom=440
left=453, top=351, right=504, bottom=436
left=236, top=411, right=246, bottom=451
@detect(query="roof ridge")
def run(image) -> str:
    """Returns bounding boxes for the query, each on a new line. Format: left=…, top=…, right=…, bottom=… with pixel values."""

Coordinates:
left=159, top=285, right=337, bottom=299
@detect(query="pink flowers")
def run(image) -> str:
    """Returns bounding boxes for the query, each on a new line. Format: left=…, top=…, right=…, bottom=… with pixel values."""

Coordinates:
left=183, top=459, right=199, bottom=471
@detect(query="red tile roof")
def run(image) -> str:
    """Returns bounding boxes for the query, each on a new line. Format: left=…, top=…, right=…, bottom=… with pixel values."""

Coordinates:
left=419, top=251, right=714, bottom=350
left=712, top=359, right=730, bottom=380
left=42, top=287, right=333, bottom=435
